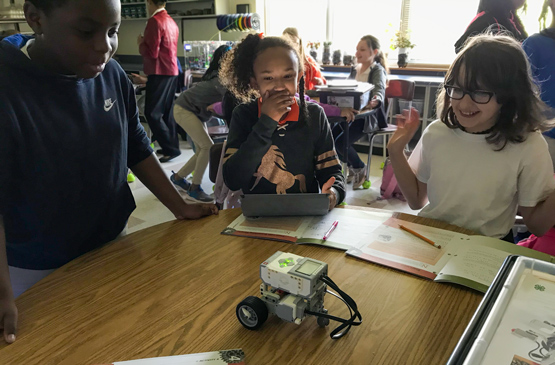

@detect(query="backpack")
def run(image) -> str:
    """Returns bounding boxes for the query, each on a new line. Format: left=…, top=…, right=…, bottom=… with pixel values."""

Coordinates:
left=380, top=158, right=405, bottom=201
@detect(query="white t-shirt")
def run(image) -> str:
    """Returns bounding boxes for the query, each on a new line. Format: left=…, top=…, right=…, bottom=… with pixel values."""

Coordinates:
left=408, top=120, right=555, bottom=238
left=354, top=63, right=371, bottom=83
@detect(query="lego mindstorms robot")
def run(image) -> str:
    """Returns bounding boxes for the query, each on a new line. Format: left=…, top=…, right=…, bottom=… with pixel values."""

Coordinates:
left=236, top=251, right=362, bottom=339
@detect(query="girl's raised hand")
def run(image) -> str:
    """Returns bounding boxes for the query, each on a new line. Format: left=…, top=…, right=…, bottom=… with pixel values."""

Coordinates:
left=387, top=107, right=420, bottom=155
left=260, top=90, right=295, bottom=122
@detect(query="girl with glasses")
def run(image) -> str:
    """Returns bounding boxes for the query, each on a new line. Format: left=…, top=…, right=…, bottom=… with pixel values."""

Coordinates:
left=387, top=34, right=555, bottom=243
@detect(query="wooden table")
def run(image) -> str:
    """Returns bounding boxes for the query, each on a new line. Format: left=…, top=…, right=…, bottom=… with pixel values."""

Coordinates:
left=0, top=209, right=482, bottom=365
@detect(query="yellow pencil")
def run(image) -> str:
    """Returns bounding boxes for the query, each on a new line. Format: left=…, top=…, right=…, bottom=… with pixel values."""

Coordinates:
left=399, top=224, right=442, bottom=249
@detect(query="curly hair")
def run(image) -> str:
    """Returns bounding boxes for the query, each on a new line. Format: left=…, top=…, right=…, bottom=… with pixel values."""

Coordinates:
left=219, top=34, right=308, bottom=123
left=437, top=34, right=553, bottom=150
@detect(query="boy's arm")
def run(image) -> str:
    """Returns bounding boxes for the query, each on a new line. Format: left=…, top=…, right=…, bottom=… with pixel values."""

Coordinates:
left=131, top=154, right=218, bottom=219
left=0, top=216, right=17, bottom=344
left=387, top=109, right=428, bottom=210
left=139, top=19, right=161, bottom=59
left=520, top=193, right=555, bottom=236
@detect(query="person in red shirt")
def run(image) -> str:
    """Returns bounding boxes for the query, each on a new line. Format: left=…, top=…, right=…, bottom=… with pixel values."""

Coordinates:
left=282, top=27, right=326, bottom=91
left=138, top=0, right=181, bottom=162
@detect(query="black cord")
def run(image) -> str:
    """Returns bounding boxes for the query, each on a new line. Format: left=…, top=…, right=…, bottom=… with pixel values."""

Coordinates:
left=305, top=274, right=362, bottom=339
left=529, top=341, right=544, bottom=360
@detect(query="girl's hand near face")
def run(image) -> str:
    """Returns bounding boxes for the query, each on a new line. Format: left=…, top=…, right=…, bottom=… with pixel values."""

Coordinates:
left=260, top=90, right=295, bottom=122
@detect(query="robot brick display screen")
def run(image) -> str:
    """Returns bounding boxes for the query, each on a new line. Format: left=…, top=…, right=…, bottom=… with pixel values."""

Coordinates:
left=296, top=261, right=321, bottom=276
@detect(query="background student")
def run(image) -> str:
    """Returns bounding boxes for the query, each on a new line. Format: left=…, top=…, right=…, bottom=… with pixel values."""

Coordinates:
left=517, top=0, right=555, bottom=255
left=0, top=0, right=217, bottom=344
left=170, top=45, right=231, bottom=203
left=282, top=27, right=326, bottom=91
left=522, top=0, right=555, bottom=169
left=138, top=0, right=181, bottom=162
left=219, top=34, right=346, bottom=210
left=333, top=35, right=388, bottom=189
left=388, top=35, right=555, bottom=243
left=455, top=0, right=527, bottom=53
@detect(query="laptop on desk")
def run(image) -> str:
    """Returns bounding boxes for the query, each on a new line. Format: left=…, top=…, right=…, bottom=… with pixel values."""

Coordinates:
left=241, top=194, right=330, bottom=218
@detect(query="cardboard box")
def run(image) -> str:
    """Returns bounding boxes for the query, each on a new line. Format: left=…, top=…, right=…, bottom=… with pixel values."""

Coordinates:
left=317, top=82, right=374, bottom=110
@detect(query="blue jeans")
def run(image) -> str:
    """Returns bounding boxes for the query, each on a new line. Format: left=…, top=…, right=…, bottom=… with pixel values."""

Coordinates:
left=333, top=118, right=366, bottom=169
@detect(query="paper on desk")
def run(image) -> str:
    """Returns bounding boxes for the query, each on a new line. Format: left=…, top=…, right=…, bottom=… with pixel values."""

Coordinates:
left=222, top=208, right=391, bottom=250
left=96, top=349, right=245, bottom=365
left=347, top=218, right=466, bottom=278
left=299, top=208, right=391, bottom=249
left=477, top=269, right=555, bottom=364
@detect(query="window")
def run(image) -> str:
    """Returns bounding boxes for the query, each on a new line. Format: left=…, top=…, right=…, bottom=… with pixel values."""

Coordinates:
left=405, top=0, right=477, bottom=64
left=263, top=0, right=553, bottom=66
left=519, top=1, right=554, bottom=35
left=264, top=0, right=327, bottom=42
left=329, top=0, right=402, bottom=60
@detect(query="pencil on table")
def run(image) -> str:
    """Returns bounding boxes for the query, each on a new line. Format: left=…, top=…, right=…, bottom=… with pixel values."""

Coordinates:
left=399, top=224, right=442, bottom=249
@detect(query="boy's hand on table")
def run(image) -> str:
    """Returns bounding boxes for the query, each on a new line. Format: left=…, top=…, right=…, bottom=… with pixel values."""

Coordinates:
left=322, top=177, right=338, bottom=210
left=0, top=294, right=17, bottom=344
left=176, top=203, right=219, bottom=220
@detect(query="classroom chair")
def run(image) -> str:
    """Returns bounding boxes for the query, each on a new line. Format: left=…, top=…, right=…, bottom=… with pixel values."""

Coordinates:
left=209, top=140, right=241, bottom=209
left=363, top=79, right=416, bottom=188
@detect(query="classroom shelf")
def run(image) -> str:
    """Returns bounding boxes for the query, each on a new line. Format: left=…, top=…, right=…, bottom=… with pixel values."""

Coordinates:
left=0, top=18, right=25, bottom=24
left=166, top=0, right=212, bottom=4
left=122, top=14, right=217, bottom=20
left=121, top=2, right=145, bottom=5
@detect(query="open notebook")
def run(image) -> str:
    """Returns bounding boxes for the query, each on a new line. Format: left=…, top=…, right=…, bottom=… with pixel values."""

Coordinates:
left=346, top=217, right=555, bottom=293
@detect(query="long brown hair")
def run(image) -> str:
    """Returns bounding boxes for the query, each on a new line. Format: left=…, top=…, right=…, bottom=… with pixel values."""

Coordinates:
left=438, top=34, right=553, bottom=150
left=360, top=35, right=389, bottom=74
left=282, top=27, right=306, bottom=63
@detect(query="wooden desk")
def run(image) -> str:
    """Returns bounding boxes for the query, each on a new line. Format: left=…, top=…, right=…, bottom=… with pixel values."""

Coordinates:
left=0, top=209, right=481, bottom=365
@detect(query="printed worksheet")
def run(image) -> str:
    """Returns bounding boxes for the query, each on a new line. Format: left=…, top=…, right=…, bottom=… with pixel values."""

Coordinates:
left=347, top=218, right=466, bottom=278
left=301, top=208, right=391, bottom=247
left=222, top=208, right=392, bottom=250
left=478, top=270, right=555, bottom=364
left=96, top=349, right=245, bottom=365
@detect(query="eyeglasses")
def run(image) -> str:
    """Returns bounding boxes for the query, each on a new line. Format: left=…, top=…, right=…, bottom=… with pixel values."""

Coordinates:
left=444, top=85, right=495, bottom=104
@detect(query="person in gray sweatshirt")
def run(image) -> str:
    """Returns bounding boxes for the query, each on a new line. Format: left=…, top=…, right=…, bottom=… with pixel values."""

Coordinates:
left=171, top=45, right=231, bottom=203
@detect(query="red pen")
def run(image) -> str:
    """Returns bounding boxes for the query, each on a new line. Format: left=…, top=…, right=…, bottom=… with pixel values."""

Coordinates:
left=323, top=220, right=339, bottom=241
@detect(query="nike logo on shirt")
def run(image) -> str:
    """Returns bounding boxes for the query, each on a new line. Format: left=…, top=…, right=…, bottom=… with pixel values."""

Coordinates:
left=104, top=98, right=116, bottom=112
